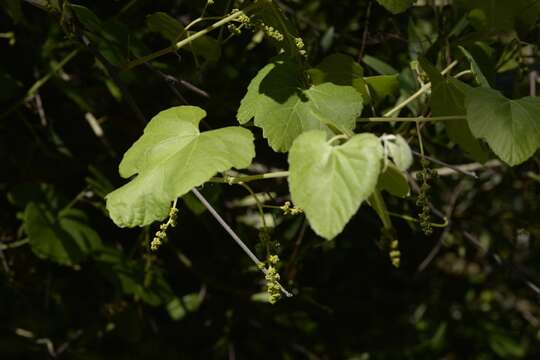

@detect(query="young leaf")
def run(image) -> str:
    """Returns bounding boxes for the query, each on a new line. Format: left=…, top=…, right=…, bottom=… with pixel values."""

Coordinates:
left=106, top=106, right=255, bottom=227
left=237, top=56, right=363, bottom=152
left=386, top=135, right=413, bottom=171
left=376, top=0, right=415, bottom=14
left=419, top=58, right=488, bottom=162
left=465, top=88, right=540, bottom=166
left=288, top=130, right=383, bottom=240
left=459, top=46, right=490, bottom=88
left=25, top=204, right=102, bottom=266
left=378, top=164, right=410, bottom=198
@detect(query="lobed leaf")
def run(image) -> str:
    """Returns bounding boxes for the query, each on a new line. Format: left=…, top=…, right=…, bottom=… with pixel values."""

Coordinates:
left=106, top=106, right=255, bottom=227
left=237, top=55, right=363, bottom=152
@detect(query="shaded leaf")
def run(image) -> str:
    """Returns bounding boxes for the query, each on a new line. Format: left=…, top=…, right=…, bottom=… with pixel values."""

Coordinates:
left=95, top=246, right=173, bottom=306
left=365, top=74, right=400, bottom=103
left=459, top=45, right=490, bottom=87
left=237, top=55, right=363, bottom=152
left=419, top=58, right=488, bottom=162
left=376, top=0, right=415, bottom=14
left=146, top=12, right=221, bottom=63
left=465, top=88, right=540, bottom=166
left=378, top=164, right=410, bottom=198
left=25, top=203, right=102, bottom=266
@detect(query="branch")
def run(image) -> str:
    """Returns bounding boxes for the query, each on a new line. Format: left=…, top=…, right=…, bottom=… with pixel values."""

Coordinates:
left=210, top=171, right=289, bottom=184
left=357, top=115, right=465, bottom=123
left=384, top=60, right=458, bottom=117
left=190, top=188, right=293, bottom=298
left=121, top=8, right=252, bottom=71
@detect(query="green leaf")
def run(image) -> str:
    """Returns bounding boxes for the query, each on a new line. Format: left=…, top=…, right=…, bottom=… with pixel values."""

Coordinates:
left=456, top=0, right=540, bottom=31
left=308, top=53, right=369, bottom=99
left=459, top=46, right=490, bottom=87
left=362, top=54, right=398, bottom=75
left=25, top=203, right=102, bottom=266
left=419, top=58, right=488, bottom=162
left=146, top=12, right=221, bottom=63
left=71, top=4, right=103, bottom=34
left=237, top=56, right=363, bottom=152
left=465, top=88, right=540, bottom=166
left=95, top=247, right=173, bottom=306
left=365, top=74, right=400, bottom=103
left=376, top=0, right=415, bottom=14
left=386, top=135, right=413, bottom=171
left=378, top=164, right=410, bottom=198
left=166, top=293, right=201, bottom=321
left=106, top=106, right=254, bottom=227
left=146, top=12, right=185, bottom=42
left=2, top=0, right=23, bottom=23
left=288, top=130, right=383, bottom=239
left=250, top=0, right=301, bottom=56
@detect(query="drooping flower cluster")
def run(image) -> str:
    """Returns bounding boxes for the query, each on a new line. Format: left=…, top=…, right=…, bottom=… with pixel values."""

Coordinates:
left=416, top=158, right=436, bottom=235
left=150, top=206, right=179, bottom=251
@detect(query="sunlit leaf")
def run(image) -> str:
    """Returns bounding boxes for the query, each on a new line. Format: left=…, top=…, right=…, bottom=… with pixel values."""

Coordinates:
left=288, top=130, right=382, bottom=239
left=106, top=106, right=255, bottom=227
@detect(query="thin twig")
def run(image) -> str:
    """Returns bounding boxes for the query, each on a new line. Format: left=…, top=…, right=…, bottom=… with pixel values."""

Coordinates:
left=412, top=150, right=479, bottom=179
left=384, top=60, right=458, bottom=117
left=190, top=188, right=293, bottom=298
left=357, top=0, right=372, bottom=62
left=78, top=33, right=146, bottom=126
left=210, top=171, right=289, bottom=184
left=418, top=179, right=467, bottom=272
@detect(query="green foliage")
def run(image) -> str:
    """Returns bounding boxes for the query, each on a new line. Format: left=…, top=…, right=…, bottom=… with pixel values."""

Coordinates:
left=1, top=0, right=540, bottom=358
left=288, top=130, right=382, bottom=239
left=419, top=58, right=488, bottom=162
left=146, top=12, right=221, bottom=63
left=465, top=88, right=540, bottom=166
left=25, top=204, right=102, bottom=266
left=237, top=55, right=363, bottom=151
left=378, top=163, right=410, bottom=198
left=106, top=106, right=255, bottom=227
left=375, top=0, right=415, bottom=14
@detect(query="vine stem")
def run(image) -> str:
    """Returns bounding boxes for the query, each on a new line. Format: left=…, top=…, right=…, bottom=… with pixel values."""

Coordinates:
left=384, top=60, right=458, bottom=117
left=210, top=171, right=289, bottom=184
left=357, top=115, right=465, bottom=123
left=121, top=8, right=251, bottom=71
left=190, top=188, right=293, bottom=298
left=0, top=238, right=29, bottom=251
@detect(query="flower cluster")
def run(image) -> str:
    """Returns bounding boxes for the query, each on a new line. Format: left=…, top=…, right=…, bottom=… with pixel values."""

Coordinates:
left=150, top=206, right=179, bottom=251
left=389, top=240, right=401, bottom=268
left=280, top=201, right=303, bottom=215
left=264, top=255, right=281, bottom=304
left=416, top=158, right=436, bottom=235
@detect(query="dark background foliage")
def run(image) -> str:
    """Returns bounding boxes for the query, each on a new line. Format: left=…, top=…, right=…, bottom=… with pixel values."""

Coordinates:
left=1, top=0, right=539, bottom=358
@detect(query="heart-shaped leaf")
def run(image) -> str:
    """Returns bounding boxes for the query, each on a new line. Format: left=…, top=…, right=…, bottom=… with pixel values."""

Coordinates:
left=106, top=106, right=255, bottom=227
left=288, top=130, right=383, bottom=239
left=465, top=88, right=540, bottom=166
left=419, top=58, right=488, bottom=162
left=237, top=56, right=363, bottom=152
